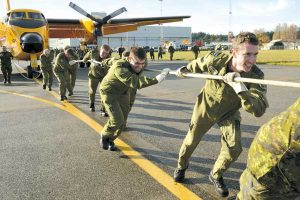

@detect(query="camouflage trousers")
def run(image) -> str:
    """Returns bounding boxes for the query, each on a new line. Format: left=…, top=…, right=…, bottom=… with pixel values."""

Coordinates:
left=177, top=94, right=242, bottom=180
left=237, top=168, right=300, bottom=200
left=88, top=77, right=103, bottom=104
left=100, top=93, right=130, bottom=141
left=67, top=67, right=77, bottom=93
left=1, top=65, right=12, bottom=81
left=54, top=69, right=69, bottom=96
left=41, top=68, right=54, bottom=88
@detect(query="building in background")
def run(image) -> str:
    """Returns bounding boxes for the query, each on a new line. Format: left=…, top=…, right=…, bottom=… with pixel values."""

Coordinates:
left=99, top=25, right=191, bottom=50
left=49, top=25, right=191, bottom=50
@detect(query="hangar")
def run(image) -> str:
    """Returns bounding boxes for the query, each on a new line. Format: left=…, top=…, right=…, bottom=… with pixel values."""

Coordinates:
left=49, top=25, right=192, bottom=49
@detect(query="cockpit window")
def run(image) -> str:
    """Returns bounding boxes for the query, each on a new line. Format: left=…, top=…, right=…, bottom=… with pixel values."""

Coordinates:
left=10, top=12, right=25, bottom=19
left=28, top=12, right=44, bottom=20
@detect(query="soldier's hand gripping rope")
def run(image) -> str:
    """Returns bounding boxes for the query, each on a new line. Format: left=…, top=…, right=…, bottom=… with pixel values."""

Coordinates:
left=222, top=72, right=248, bottom=94
left=146, top=67, right=300, bottom=88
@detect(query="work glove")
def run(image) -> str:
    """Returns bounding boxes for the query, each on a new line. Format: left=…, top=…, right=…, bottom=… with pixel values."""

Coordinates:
left=223, top=72, right=248, bottom=94
left=176, top=66, right=188, bottom=78
left=69, top=60, right=77, bottom=65
left=156, top=68, right=171, bottom=83
left=91, top=59, right=103, bottom=67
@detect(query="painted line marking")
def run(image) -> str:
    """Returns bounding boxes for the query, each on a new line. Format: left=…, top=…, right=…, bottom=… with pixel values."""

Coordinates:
left=1, top=83, right=202, bottom=200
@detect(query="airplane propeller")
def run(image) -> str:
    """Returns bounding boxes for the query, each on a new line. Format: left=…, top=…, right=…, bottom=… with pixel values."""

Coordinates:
left=69, top=2, right=127, bottom=36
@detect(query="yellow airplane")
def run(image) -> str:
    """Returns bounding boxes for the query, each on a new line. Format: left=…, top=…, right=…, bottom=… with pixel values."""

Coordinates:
left=0, top=0, right=190, bottom=78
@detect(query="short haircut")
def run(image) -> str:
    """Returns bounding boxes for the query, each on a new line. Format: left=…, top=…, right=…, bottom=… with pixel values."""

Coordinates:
left=232, top=32, right=259, bottom=49
left=122, top=50, right=130, bottom=58
left=66, top=48, right=75, bottom=56
left=64, top=45, right=71, bottom=51
left=129, top=47, right=146, bottom=60
left=100, top=44, right=111, bottom=51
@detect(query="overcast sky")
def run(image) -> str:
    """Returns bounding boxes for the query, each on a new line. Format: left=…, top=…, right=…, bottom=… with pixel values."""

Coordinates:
left=1, top=0, right=299, bottom=34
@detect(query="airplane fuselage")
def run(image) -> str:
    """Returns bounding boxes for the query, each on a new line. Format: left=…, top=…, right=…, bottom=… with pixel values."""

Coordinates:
left=1, top=9, right=49, bottom=61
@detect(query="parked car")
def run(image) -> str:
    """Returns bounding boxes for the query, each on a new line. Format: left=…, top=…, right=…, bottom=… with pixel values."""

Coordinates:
left=143, top=46, right=150, bottom=52
left=263, top=40, right=284, bottom=50
left=179, top=45, right=192, bottom=51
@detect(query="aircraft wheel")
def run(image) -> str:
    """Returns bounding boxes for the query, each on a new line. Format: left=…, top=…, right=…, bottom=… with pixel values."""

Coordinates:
left=27, top=65, right=33, bottom=78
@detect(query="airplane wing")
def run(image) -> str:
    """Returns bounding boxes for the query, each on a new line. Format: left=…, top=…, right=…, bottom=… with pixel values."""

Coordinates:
left=102, top=16, right=190, bottom=35
left=47, top=15, right=190, bottom=42
left=47, top=19, right=85, bottom=39
left=47, top=2, right=190, bottom=43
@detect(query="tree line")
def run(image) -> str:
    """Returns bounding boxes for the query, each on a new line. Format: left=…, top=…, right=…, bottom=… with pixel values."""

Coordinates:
left=192, top=23, right=299, bottom=45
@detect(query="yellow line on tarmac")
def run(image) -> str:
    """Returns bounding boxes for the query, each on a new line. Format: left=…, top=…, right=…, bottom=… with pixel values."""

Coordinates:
left=0, top=87, right=202, bottom=200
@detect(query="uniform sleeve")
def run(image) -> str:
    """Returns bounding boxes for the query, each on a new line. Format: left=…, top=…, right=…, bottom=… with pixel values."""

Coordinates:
left=238, top=70, right=269, bottom=117
left=186, top=53, right=211, bottom=73
left=137, top=76, right=159, bottom=89
left=101, top=58, right=117, bottom=71
left=82, top=51, right=91, bottom=62
left=55, top=53, right=69, bottom=70
left=40, top=55, right=47, bottom=67
left=114, top=65, right=158, bottom=90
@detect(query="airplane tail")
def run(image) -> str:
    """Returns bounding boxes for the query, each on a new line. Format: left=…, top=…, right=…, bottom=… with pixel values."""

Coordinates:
left=6, top=0, right=11, bottom=11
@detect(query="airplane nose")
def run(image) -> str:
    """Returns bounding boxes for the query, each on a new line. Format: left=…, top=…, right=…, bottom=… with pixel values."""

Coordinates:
left=20, top=33, right=43, bottom=53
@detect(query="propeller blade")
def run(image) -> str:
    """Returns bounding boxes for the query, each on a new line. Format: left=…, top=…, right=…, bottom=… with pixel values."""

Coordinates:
left=69, top=2, right=102, bottom=23
left=102, top=7, right=127, bottom=23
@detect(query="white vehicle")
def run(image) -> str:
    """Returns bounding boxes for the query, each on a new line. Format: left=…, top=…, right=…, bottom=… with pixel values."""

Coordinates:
left=262, top=40, right=284, bottom=50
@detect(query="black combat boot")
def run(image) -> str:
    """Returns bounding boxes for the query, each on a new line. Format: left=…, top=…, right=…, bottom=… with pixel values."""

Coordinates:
left=8, top=79, right=11, bottom=84
left=60, top=96, right=68, bottom=101
left=43, top=84, right=46, bottom=90
left=68, top=91, right=73, bottom=96
left=90, top=103, right=95, bottom=112
left=3, top=76, right=7, bottom=84
left=173, top=168, right=186, bottom=183
left=100, top=107, right=109, bottom=117
left=100, top=135, right=109, bottom=150
left=48, top=86, right=52, bottom=91
left=108, top=141, right=117, bottom=151
left=209, top=172, right=229, bottom=197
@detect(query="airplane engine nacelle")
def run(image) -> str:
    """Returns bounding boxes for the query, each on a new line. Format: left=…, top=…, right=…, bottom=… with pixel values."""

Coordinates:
left=20, top=32, right=43, bottom=53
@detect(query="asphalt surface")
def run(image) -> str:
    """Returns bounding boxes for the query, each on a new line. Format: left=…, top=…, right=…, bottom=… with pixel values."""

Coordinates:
left=1, top=60, right=300, bottom=200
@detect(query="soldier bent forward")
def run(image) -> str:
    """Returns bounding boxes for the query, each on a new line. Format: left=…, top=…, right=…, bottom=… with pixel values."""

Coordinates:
left=237, top=98, right=300, bottom=200
left=53, top=46, right=77, bottom=101
left=173, top=32, right=269, bottom=197
left=83, top=44, right=111, bottom=113
left=40, top=49, right=54, bottom=91
left=99, top=47, right=170, bottom=151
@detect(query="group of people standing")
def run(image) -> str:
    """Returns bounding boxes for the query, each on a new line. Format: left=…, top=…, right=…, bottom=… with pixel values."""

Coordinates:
left=1, top=31, right=299, bottom=199
left=148, top=45, right=176, bottom=61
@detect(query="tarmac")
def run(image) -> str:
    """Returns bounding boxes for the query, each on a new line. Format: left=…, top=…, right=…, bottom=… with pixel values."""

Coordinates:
left=1, top=61, right=299, bottom=200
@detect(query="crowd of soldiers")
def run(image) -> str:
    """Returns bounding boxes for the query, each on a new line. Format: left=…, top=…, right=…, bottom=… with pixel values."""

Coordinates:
left=1, top=32, right=299, bottom=199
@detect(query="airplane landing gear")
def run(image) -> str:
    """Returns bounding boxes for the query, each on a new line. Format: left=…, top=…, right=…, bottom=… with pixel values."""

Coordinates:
left=27, top=65, right=33, bottom=78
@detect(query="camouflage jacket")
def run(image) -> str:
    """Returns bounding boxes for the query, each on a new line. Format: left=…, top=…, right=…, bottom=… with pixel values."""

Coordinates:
left=83, top=49, right=110, bottom=79
left=247, top=98, right=300, bottom=192
left=186, top=51, right=268, bottom=121
left=53, top=52, right=74, bottom=72
left=0, top=51, right=13, bottom=67
left=40, top=53, right=54, bottom=71
left=100, top=58, right=158, bottom=96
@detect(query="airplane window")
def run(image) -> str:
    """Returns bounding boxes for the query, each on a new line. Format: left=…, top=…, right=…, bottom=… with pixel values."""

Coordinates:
left=28, top=12, right=44, bottom=20
left=10, top=12, right=25, bottom=19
